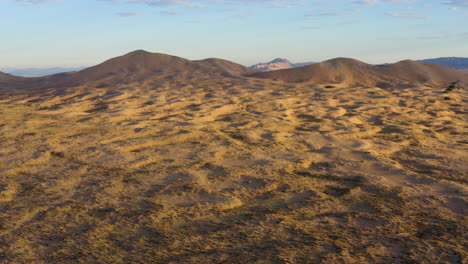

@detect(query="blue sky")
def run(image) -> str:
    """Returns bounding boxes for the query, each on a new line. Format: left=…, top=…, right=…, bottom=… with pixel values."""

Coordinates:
left=0, top=0, right=467, bottom=68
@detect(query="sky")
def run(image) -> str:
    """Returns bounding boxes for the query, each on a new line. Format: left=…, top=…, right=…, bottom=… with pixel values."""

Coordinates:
left=0, top=0, right=467, bottom=68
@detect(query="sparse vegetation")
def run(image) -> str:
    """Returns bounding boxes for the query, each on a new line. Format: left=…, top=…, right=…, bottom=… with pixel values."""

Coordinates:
left=0, top=53, right=466, bottom=263
left=443, top=80, right=462, bottom=93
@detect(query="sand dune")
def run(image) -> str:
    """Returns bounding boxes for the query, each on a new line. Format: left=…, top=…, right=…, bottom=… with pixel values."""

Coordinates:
left=0, top=51, right=467, bottom=263
left=250, top=57, right=468, bottom=87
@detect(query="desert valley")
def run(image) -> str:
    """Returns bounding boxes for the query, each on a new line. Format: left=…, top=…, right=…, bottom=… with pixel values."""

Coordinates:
left=0, top=50, right=467, bottom=263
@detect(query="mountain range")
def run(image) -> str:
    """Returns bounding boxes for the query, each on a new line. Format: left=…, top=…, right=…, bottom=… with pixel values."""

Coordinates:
left=1, top=51, right=467, bottom=93
left=250, top=57, right=468, bottom=73
left=4, top=56, right=467, bottom=77
left=417, top=57, right=468, bottom=70
left=0, top=67, right=85, bottom=78
left=249, top=58, right=468, bottom=87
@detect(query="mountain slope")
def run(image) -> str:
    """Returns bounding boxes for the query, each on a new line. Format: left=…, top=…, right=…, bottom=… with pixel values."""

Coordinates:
left=250, top=58, right=389, bottom=86
left=51, top=50, right=255, bottom=87
left=193, top=58, right=256, bottom=77
left=417, top=57, right=468, bottom=70
left=250, top=58, right=468, bottom=87
left=70, top=50, right=197, bottom=83
left=0, top=71, right=19, bottom=80
left=0, top=71, right=33, bottom=90
left=377, top=60, right=468, bottom=85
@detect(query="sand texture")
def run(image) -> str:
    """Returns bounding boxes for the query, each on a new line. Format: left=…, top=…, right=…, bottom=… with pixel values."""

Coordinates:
left=0, top=52, right=467, bottom=263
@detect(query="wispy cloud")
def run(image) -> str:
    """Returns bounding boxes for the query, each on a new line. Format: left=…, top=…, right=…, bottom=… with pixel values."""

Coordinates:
left=130, top=0, right=196, bottom=7
left=352, top=0, right=378, bottom=6
left=222, top=8, right=257, bottom=18
left=385, top=12, right=428, bottom=19
left=101, top=0, right=304, bottom=8
left=15, top=0, right=58, bottom=4
left=443, top=0, right=468, bottom=8
left=160, top=10, right=181, bottom=15
left=352, top=0, right=411, bottom=7
left=418, top=31, right=468, bottom=39
left=116, top=11, right=142, bottom=16
left=301, top=26, right=321, bottom=30
left=338, top=19, right=360, bottom=24
left=306, top=12, right=346, bottom=17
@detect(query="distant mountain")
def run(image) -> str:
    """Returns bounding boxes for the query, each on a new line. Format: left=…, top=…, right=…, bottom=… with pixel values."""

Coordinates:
left=249, top=58, right=468, bottom=87
left=250, top=58, right=314, bottom=72
left=417, top=57, right=468, bottom=70
left=3, top=51, right=467, bottom=92
left=3, top=67, right=85, bottom=77
left=293, top=61, right=316, bottom=68
left=0, top=71, right=14, bottom=79
left=251, top=57, right=468, bottom=73
left=250, top=58, right=294, bottom=72
left=0, top=70, right=41, bottom=91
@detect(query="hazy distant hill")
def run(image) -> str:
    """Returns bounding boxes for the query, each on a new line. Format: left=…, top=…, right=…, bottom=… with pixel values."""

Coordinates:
left=250, top=58, right=468, bottom=87
left=417, top=57, right=468, bottom=70
left=3, top=67, right=85, bottom=77
left=250, top=58, right=314, bottom=72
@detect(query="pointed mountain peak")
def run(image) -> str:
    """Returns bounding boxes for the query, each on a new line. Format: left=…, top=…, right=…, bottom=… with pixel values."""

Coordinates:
left=269, top=58, right=291, bottom=63
left=250, top=58, right=294, bottom=72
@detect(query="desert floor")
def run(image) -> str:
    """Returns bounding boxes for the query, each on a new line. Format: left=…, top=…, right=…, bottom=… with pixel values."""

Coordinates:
left=0, top=78, right=466, bottom=263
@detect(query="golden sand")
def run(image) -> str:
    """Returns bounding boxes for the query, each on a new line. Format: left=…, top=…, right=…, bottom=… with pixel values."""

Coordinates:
left=0, top=75, right=466, bottom=263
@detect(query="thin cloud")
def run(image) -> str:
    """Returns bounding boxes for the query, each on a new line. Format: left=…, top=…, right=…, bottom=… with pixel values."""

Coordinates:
left=222, top=8, right=257, bottom=18
left=15, top=0, right=58, bottom=3
left=160, top=10, right=182, bottom=15
left=418, top=31, right=468, bottom=39
left=131, top=0, right=196, bottom=7
left=338, top=19, right=360, bottom=24
left=385, top=12, right=428, bottom=19
left=301, top=26, right=321, bottom=30
left=306, top=12, right=346, bottom=17
left=116, top=11, right=142, bottom=16
left=352, top=0, right=378, bottom=6
left=444, top=0, right=468, bottom=8
left=352, top=0, right=411, bottom=7
left=105, top=0, right=304, bottom=8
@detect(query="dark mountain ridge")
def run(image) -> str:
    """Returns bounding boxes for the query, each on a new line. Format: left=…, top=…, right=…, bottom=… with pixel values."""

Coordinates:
left=417, top=57, right=468, bottom=70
